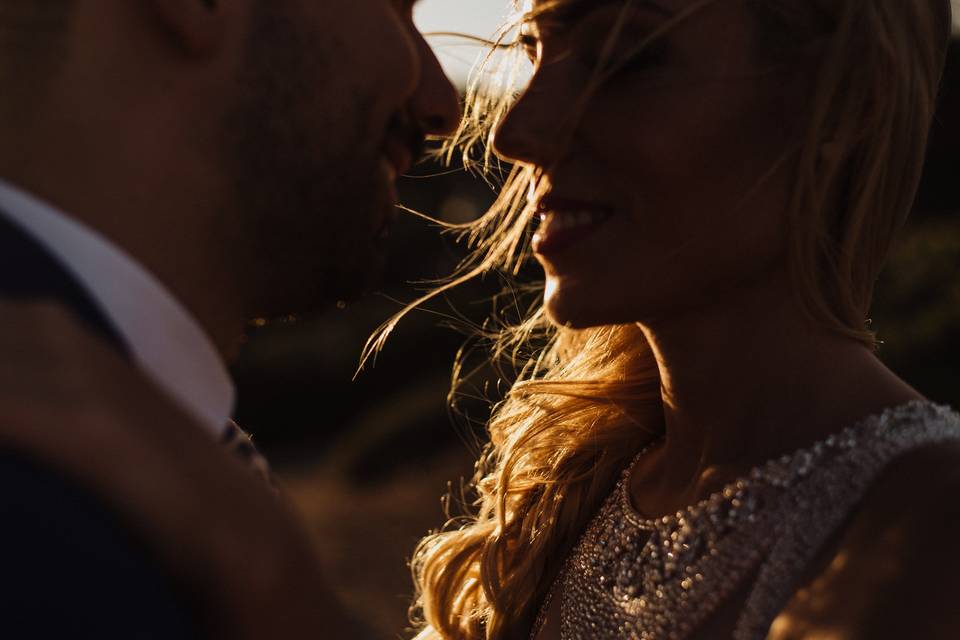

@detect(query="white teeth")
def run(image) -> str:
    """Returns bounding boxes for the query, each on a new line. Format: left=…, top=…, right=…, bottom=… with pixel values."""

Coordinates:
left=543, top=209, right=610, bottom=233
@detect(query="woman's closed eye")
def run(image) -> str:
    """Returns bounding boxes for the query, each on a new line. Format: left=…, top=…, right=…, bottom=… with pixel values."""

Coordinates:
left=567, top=3, right=673, bottom=77
left=519, top=34, right=667, bottom=78
left=519, top=7, right=672, bottom=81
left=519, top=33, right=541, bottom=65
left=605, top=42, right=669, bottom=75
left=573, top=19, right=671, bottom=77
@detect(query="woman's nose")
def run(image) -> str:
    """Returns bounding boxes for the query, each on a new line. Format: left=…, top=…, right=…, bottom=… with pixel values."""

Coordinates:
left=492, top=82, right=568, bottom=166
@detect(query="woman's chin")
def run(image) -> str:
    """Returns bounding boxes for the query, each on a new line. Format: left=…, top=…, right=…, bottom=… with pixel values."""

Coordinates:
left=544, top=279, right=614, bottom=330
left=544, top=275, right=661, bottom=330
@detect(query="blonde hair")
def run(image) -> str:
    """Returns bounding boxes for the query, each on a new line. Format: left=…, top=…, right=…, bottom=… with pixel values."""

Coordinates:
left=386, top=1, right=953, bottom=637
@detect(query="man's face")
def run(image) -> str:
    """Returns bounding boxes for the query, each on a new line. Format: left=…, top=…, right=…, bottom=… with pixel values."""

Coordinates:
left=222, top=0, right=458, bottom=318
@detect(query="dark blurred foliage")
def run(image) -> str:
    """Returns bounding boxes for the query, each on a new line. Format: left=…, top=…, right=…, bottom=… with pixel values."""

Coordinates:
left=231, top=40, right=960, bottom=637
left=873, top=39, right=960, bottom=406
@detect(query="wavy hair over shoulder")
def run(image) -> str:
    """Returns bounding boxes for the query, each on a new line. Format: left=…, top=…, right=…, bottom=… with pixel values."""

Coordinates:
left=378, top=1, right=953, bottom=638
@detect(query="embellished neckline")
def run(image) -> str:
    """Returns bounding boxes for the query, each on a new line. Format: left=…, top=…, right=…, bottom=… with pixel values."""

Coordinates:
left=618, top=399, right=933, bottom=530
left=538, top=399, right=960, bottom=640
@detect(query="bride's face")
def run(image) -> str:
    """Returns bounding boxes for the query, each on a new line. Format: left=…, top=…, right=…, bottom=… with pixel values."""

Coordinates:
left=494, top=0, right=806, bottom=328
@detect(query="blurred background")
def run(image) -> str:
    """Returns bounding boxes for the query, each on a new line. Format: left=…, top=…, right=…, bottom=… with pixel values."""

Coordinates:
left=232, top=3, right=960, bottom=637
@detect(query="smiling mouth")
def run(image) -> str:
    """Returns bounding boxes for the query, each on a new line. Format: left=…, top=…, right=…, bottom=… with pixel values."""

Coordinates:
left=533, top=199, right=614, bottom=257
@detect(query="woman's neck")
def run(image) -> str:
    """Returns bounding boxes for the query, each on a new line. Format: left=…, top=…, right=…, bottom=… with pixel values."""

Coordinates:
left=629, top=271, right=922, bottom=516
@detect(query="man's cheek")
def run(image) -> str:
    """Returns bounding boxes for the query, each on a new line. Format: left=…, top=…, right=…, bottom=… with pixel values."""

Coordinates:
left=361, top=11, right=419, bottom=107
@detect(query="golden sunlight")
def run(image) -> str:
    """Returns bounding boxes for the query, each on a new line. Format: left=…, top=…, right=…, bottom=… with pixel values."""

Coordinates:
left=414, top=0, right=514, bottom=88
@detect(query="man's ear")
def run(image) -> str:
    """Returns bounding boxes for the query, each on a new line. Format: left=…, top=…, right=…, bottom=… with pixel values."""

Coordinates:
left=145, top=0, right=228, bottom=57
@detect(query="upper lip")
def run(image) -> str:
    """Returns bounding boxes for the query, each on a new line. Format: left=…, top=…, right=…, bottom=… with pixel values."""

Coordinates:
left=538, top=195, right=616, bottom=215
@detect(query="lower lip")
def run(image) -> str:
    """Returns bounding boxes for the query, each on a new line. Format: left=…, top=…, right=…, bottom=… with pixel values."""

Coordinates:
left=382, top=156, right=398, bottom=193
left=533, top=214, right=612, bottom=258
left=375, top=157, right=399, bottom=243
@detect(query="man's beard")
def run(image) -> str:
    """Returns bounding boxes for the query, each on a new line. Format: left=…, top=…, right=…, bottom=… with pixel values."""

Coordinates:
left=219, top=4, right=390, bottom=320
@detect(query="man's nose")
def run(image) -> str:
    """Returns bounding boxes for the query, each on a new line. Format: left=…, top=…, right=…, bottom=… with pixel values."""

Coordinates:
left=410, top=35, right=462, bottom=136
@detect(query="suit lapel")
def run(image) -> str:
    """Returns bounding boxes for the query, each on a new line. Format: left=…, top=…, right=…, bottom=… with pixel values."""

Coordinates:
left=0, top=211, right=129, bottom=354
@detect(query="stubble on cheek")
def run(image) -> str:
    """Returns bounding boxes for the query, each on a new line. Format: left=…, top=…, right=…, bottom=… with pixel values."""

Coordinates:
left=220, top=6, right=387, bottom=317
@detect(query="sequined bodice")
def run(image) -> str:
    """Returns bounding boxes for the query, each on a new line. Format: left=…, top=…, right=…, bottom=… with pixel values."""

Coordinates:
left=538, top=401, right=960, bottom=640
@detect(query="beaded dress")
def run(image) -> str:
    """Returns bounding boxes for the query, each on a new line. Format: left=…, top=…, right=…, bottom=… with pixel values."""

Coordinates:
left=533, top=401, right=960, bottom=639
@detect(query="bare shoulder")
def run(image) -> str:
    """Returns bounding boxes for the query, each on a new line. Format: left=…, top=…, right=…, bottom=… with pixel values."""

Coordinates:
left=770, top=439, right=960, bottom=640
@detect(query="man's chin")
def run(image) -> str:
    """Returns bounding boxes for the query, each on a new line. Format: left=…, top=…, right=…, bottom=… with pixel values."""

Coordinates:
left=245, top=250, right=384, bottom=321
left=312, top=253, right=387, bottom=311
left=333, top=248, right=388, bottom=304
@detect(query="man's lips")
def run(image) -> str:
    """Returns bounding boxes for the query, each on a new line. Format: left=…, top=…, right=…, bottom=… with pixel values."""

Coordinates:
left=376, top=116, right=424, bottom=242
left=374, top=136, right=418, bottom=242
left=382, top=136, right=414, bottom=179
left=374, top=157, right=399, bottom=242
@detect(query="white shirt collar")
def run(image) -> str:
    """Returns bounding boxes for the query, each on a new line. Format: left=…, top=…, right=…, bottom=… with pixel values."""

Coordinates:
left=0, top=178, right=234, bottom=436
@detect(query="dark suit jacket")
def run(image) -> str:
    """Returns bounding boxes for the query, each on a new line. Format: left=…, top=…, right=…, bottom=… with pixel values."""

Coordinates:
left=0, top=213, right=197, bottom=637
